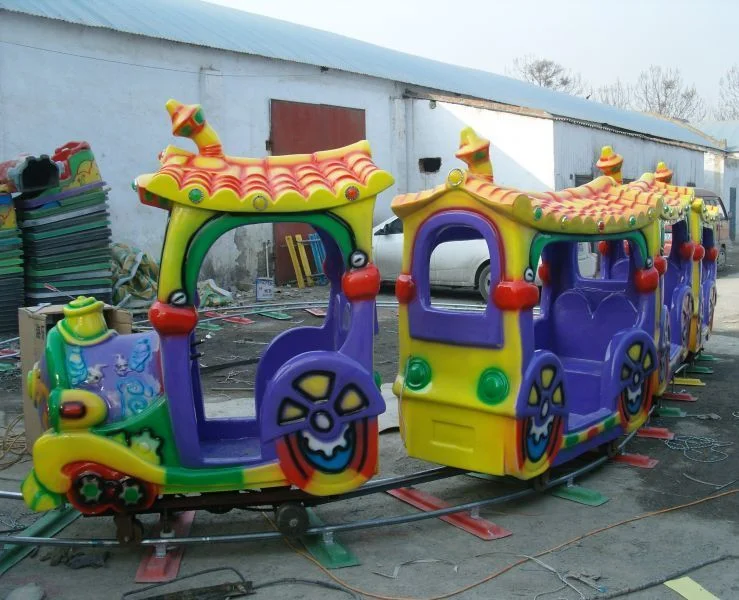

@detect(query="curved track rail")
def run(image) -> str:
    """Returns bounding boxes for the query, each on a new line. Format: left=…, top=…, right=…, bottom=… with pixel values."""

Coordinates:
left=0, top=431, right=636, bottom=548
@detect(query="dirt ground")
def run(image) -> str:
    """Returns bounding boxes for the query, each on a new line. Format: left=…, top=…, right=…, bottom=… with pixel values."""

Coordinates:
left=0, top=261, right=737, bottom=599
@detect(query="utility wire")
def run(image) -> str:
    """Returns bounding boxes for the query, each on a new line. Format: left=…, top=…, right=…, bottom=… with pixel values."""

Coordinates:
left=0, top=39, right=323, bottom=79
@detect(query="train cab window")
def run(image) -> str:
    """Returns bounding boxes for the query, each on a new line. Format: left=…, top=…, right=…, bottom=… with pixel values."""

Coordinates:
left=408, top=212, right=504, bottom=348
left=576, top=242, right=599, bottom=279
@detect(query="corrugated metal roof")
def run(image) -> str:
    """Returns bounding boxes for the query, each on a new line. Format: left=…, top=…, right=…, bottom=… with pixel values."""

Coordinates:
left=695, top=121, right=739, bottom=152
left=0, top=0, right=721, bottom=151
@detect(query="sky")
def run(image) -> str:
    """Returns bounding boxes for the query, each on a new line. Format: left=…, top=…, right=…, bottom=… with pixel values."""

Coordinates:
left=204, top=0, right=733, bottom=106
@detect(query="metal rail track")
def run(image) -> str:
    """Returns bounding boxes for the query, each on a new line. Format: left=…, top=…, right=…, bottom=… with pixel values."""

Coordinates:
left=0, top=431, right=636, bottom=548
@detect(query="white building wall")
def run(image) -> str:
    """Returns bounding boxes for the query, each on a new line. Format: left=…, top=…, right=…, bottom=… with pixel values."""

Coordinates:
left=703, top=151, right=724, bottom=196
left=0, top=13, right=403, bottom=288
left=406, top=100, right=556, bottom=193
left=553, top=121, right=705, bottom=189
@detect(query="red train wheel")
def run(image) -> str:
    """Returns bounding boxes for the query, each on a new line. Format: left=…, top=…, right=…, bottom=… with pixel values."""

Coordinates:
left=64, top=462, right=157, bottom=515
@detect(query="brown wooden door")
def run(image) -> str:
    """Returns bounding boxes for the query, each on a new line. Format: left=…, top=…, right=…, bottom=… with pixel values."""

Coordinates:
left=270, top=100, right=366, bottom=284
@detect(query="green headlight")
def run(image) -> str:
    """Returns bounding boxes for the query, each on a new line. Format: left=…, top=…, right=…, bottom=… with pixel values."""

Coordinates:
left=477, top=368, right=509, bottom=405
left=405, top=357, right=432, bottom=391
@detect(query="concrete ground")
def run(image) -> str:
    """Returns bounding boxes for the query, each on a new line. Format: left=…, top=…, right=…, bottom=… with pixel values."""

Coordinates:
left=0, top=263, right=737, bottom=599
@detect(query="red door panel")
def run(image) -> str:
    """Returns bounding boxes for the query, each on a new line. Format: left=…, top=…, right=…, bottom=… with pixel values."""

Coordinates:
left=270, top=100, right=366, bottom=284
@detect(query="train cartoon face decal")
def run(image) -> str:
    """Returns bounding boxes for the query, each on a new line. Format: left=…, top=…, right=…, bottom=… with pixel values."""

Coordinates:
left=21, top=104, right=718, bottom=522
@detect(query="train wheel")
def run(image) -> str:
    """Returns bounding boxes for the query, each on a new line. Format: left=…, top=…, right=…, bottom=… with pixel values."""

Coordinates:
left=114, top=514, right=144, bottom=546
left=680, top=294, right=693, bottom=350
left=532, top=470, right=551, bottom=492
left=276, top=417, right=379, bottom=496
left=605, top=439, right=621, bottom=458
left=518, top=365, right=564, bottom=476
left=617, top=342, right=655, bottom=431
left=274, top=502, right=309, bottom=538
left=65, top=462, right=157, bottom=515
left=708, top=285, right=717, bottom=333
left=659, top=316, right=671, bottom=389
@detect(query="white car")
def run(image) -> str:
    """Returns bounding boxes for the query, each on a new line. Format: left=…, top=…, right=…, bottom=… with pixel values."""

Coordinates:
left=372, top=215, right=598, bottom=300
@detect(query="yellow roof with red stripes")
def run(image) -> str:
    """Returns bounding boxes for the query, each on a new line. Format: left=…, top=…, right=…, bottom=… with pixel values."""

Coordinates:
left=392, top=171, right=667, bottom=235
left=135, top=100, right=393, bottom=213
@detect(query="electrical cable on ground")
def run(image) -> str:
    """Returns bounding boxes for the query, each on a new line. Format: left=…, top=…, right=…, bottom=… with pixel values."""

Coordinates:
left=585, top=554, right=738, bottom=599
left=252, top=577, right=362, bottom=599
left=121, top=566, right=248, bottom=599
left=0, top=415, right=27, bottom=471
left=262, top=488, right=737, bottom=600
left=665, top=434, right=733, bottom=462
left=120, top=565, right=362, bottom=599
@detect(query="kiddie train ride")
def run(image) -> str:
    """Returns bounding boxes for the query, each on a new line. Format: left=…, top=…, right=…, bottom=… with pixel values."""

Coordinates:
left=21, top=101, right=719, bottom=541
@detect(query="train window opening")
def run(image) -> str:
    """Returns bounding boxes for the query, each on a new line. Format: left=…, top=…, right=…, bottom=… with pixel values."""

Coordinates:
left=409, top=213, right=504, bottom=348
left=418, top=157, right=442, bottom=173
left=574, top=174, right=592, bottom=187
left=428, top=225, right=488, bottom=310
left=575, top=241, right=600, bottom=280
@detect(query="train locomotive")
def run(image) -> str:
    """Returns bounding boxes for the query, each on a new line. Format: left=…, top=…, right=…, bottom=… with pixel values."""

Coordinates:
left=21, top=101, right=719, bottom=538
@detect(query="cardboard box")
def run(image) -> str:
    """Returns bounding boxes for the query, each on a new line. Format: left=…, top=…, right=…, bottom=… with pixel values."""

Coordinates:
left=19, top=303, right=133, bottom=449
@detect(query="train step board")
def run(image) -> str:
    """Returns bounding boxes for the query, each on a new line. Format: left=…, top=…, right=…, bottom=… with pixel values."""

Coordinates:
left=671, top=377, right=706, bottom=387
left=550, top=484, right=609, bottom=506
left=387, top=487, right=512, bottom=540
left=135, top=510, right=196, bottom=583
left=637, top=426, right=675, bottom=440
left=696, top=354, right=720, bottom=362
left=660, top=391, right=697, bottom=402
left=612, top=453, right=659, bottom=469
left=301, top=509, right=360, bottom=569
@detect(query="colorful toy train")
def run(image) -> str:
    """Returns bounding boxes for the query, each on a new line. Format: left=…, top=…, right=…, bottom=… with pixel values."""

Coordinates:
left=21, top=101, right=719, bottom=533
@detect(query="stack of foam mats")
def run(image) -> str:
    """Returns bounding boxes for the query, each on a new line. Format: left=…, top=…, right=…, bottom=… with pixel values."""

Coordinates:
left=0, top=193, right=23, bottom=334
left=15, top=142, right=113, bottom=305
left=0, top=154, right=59, bottom=333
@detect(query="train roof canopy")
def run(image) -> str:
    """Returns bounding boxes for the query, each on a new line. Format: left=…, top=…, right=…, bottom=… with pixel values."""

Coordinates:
left=135, top=100, right=394, bottom=213
left=392, top=131, right=668, bottom=235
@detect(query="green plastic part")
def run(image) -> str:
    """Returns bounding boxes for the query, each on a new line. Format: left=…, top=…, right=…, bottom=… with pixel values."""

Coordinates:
left=373, top=371, right=382, bottom=389
left=686, top=365, right=713, bottom=375
left=656, top=406, right=687, bottom=418
left=530, top=230, right=649, bottom=273
left=477, top=367, right=510, bottom=405
left=696, top=354, right=720, bottom=362
left=24, top=218, right=111, bottom=241
left=196, top=322, right=223, bottom=331
left=257, top=311, right=292, bottom=320
left=94, top=397, right=180, bottom=466
left=0, top=506, right=80, bottom=576
left=164, top=465, right=247, bottom=490
left=301, top=509, right=360, bottom=569
left=405, top=357, right=432, bottom=390
left=551, top=484, right=609, bottom=506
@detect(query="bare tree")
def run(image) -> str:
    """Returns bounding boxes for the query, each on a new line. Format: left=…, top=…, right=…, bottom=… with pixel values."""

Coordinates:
left=715, top=65, right=739, bottom=120
left=594, top=79, right=632, bottom=109
left=511, top=55, right=586, bottom=96
left=632, top=66, right=706, bottom=121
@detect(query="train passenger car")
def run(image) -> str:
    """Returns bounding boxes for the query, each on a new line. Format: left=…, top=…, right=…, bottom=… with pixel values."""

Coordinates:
left=701, top=205, right=720, bottom=340
left=391, top=129, right=664, bottom=484
left=591, top=152, right=720, bottom=395
left=22, top=100, right=394, bottom=528
left=629, top=163, right=719, bottom=384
